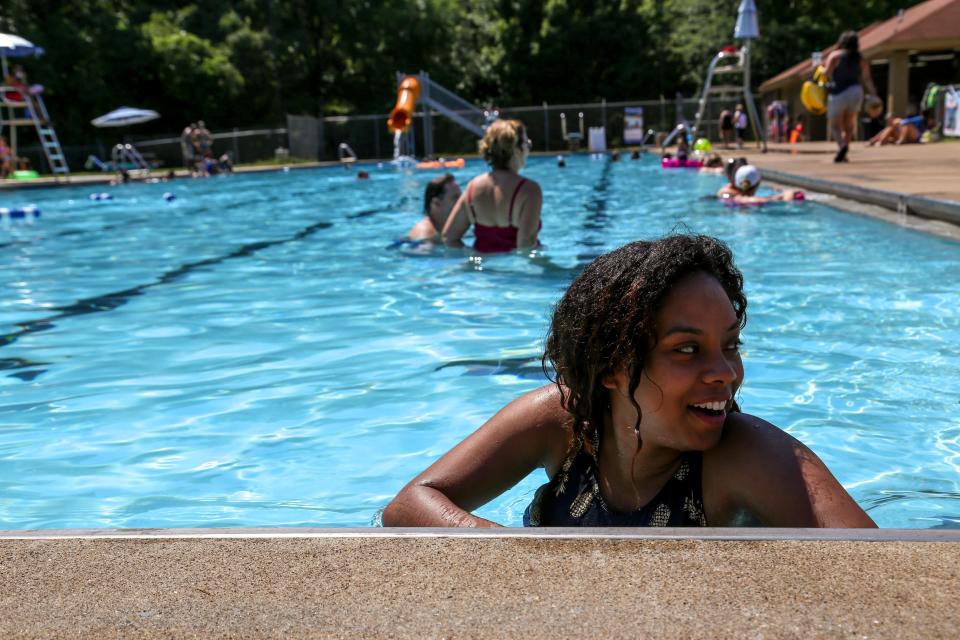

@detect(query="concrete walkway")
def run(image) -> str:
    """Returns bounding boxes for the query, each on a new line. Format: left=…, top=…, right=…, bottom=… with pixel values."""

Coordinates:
left=2, top=528, right=958, bottom=639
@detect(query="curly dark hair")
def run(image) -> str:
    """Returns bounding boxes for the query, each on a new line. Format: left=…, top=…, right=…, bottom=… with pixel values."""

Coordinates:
left=542, top=234, right=747, bottom=449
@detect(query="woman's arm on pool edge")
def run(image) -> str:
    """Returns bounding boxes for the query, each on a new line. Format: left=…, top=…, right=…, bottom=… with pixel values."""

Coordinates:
left=704, top=413, right=878, bottom=527
left=381, top=384, right=570, bottom=527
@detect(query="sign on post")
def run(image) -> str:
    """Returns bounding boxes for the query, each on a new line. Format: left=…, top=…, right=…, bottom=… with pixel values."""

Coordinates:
left=623, top=107, right=645, bottom=144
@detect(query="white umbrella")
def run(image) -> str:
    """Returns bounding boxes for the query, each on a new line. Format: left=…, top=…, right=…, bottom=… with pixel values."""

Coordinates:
left=0, top=32, right=44, bottom=77
left=91, top=107, right=160, bottom=127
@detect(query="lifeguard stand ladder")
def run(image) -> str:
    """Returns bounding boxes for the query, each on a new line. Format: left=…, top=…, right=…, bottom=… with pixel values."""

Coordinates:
left=0, top=89, right=70, bottom=175
left=691, top=43, right=766, bottom=151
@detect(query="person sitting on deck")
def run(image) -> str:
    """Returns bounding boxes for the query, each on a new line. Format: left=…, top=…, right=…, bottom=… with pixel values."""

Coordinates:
left=866, top=110, right=935, bottom=146
left=716, top=164, right=800, bottom=205
left=382, top=234, right=877, bottom=528
left=408, top=173, right=461, bottom=242
left=442, top=119, right=542, bottom=253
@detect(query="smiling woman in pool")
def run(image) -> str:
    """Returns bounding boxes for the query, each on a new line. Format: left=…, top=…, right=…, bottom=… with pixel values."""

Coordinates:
left=383, top=234, right=876, bottom=528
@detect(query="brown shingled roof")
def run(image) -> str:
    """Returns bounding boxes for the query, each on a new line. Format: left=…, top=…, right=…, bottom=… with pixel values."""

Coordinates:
left=759, top=0, right=960, bottom=92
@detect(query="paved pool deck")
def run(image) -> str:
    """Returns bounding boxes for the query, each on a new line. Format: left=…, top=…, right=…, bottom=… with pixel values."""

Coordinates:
left=2, top=528, right=959, bottom=638
left=737, top=140, right=960, bottom=207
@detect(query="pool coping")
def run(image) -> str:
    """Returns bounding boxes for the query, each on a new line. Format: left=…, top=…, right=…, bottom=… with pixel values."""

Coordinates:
left=3, top=527, right=958, bottom=639
left=2, top=526, right=959, bottom=541
left=762, top=167, right=960, bottom=225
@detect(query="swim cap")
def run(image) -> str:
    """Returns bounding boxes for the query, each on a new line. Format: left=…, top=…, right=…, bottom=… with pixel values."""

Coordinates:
left=735, top=164, right=761, bottom=191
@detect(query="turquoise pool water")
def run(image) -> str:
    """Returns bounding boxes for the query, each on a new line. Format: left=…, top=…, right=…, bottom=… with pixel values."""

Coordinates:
left=1, top=157, right=958, bottom=529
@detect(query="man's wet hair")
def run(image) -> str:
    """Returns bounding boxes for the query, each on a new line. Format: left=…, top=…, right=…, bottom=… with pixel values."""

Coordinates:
left=423, top=173, right=456, bottom=214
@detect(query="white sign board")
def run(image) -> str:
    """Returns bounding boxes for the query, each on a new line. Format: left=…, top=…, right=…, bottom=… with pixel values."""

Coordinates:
left=944, top=86, right=960, bottom=138
left=588, top=126, right=607, bottom=152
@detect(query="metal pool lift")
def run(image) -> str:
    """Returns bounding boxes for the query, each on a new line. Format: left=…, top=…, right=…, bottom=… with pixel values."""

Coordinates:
left=691, top=0, right=766, bottom=151
left=0, top=33, right=70, bottom=176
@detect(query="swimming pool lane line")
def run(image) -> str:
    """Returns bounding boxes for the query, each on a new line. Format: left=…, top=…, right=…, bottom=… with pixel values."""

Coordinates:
left=427, top=160, right=615, bottom=380
left=583, top=155, right=613, bottom=220
left=0, top=218, right=336, bottom=372
left=433, top=355, right=547, bottom=379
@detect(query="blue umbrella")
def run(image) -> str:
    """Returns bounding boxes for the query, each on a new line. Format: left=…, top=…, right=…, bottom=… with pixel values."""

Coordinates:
left=91, top=107, right=160, bottom=128
left=0, top=33, right=44, bottom=58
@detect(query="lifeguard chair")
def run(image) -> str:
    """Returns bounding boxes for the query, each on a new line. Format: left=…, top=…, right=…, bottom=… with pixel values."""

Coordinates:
left=0, top=34, right=69, bottom=176
left=690, top=0, right=766, bottom=151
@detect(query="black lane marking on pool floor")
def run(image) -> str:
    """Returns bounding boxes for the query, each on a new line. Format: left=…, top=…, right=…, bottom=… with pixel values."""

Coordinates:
left=0, top=218, right=335, bottom=378
left=434, top=356, right=547, bottom=380
left=432, top=160, right=614, bottom=379
left=575, top=157, right=614, bottom=267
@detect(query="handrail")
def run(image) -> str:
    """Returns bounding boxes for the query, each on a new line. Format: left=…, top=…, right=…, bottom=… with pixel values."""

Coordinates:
left=111, top=143, right=150, bottom=172
left=338, top=142, right=357, bottom=162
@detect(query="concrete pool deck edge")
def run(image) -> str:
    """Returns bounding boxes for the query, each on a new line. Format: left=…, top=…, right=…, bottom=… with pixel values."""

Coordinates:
left=2, top=526, right=960, bottom=541
left=3, top=530, right=958, bottom=639
left=762, top=167, right=960, bottom=226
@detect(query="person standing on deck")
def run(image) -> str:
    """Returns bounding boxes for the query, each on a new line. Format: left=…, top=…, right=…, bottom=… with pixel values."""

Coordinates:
left=180, top=123, right=196, bottom=171
left=733, top=104, right=748, bottom=149
left=823, top=31, right=877, bottom=163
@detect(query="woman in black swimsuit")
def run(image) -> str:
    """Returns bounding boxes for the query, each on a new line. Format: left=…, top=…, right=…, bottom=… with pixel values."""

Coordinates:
left=383, top=235, right=876, bottom=528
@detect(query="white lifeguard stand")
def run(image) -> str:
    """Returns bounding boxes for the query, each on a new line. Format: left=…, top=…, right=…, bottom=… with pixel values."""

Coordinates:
left=0, top=33, right=69, bottom=175
left=691, top=0, right=766, bottom=151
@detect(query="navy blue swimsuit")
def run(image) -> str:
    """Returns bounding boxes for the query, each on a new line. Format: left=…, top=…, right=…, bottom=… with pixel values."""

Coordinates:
left=524, top=430, right=708, bottom=527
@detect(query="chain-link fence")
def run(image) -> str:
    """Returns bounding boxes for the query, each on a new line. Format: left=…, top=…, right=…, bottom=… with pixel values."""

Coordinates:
left=10, top=97, right=767, bottom=174
left=312, top=97, right=762, bottom=161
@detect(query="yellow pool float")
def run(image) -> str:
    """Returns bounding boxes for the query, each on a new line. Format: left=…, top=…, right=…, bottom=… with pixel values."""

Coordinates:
left=801, top=65, right=828, bottom=116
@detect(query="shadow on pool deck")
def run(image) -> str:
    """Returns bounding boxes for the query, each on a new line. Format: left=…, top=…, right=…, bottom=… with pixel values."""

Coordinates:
left=2, top=528, right=958, bottom=638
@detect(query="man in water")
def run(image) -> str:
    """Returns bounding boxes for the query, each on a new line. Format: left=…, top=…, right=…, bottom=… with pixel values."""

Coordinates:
left=407, top=174, right=461, bottom=242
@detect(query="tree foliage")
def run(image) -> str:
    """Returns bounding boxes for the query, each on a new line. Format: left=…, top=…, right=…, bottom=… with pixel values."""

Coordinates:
left=0, top=0, right=922, bottom=143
